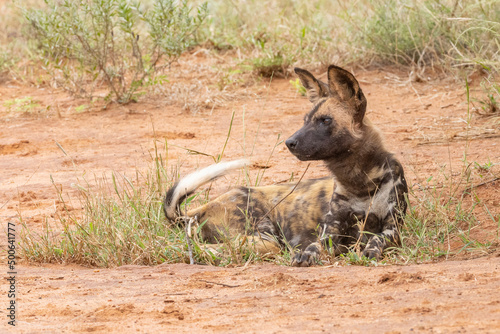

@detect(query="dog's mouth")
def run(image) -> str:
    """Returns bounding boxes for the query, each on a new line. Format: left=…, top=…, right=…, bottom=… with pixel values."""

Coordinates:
left=291, top=152, right=313, bottom=161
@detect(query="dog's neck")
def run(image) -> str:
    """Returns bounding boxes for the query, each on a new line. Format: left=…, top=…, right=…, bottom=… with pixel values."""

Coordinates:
left=324, top=122, right=392, bottom=197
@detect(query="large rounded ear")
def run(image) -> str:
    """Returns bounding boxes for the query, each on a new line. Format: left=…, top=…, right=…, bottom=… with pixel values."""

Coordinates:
left=327, top=65, right=367, bottom=123
left=294, top=67, right=329, bottom=103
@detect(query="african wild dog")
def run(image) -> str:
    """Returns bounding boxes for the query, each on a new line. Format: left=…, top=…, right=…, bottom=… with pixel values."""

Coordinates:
left=164, top=65, right=408, bottom=266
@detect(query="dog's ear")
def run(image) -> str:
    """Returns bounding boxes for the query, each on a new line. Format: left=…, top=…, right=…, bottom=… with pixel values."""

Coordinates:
left=294, top=67, right=329, bottom=103
left=327, top=65, right=367, bottom=123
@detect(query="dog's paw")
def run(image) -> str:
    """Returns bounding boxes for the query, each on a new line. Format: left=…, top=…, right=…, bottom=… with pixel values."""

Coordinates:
left=362, top=247, right=381, bottom=260
left=291, top=251, right=316, bottom=267
left=291, top=242, right=321, bottom=267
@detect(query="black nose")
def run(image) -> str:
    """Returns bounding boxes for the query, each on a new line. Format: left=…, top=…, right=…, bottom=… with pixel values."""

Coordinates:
left=285, top=138, right=298, bottom=150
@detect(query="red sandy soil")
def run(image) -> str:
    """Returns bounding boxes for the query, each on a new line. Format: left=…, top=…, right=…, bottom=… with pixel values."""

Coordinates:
left=1, top=52, right=499, bottom=332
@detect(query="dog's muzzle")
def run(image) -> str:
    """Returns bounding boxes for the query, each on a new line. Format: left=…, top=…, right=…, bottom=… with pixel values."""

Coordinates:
left=285, top=138, right=298, bottom=151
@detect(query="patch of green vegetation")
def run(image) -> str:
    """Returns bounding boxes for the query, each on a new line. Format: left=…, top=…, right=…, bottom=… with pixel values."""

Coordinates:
left=216, top=68, right=243, bottom=91
left=476, top=78, right=500, bottom=117
left=290, top=78, right=306, bottom=96
left=251, top=54, right=288, bottom=77
left=338, top=252, right=380, bottom=267
left=473, top=158, right=495, bottom=178
left=3, top=97, right=41, bottom=113
left=74, top=104, right=89, bottom=113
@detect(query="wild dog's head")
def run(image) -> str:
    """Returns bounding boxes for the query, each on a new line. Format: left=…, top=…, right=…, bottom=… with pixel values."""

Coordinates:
left=286, top=65, right=368, bottom=161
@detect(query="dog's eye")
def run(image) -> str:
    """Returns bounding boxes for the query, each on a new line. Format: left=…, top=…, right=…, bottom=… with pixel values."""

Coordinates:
left=320, top=117, right=332, bottom=125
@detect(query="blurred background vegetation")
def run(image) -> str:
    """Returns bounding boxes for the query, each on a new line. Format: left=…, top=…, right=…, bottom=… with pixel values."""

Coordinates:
left=0, top=0, right=498, bottom=101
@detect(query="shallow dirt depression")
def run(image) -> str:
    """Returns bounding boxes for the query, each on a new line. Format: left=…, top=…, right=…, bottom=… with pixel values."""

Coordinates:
left=1, top=53, right=500, bottom=333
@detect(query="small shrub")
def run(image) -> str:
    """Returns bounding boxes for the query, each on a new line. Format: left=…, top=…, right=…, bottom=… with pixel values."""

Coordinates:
left=480, top=93, right=499, bottom=115
left=251, top=53, right=289, bottom=77
left=23, top=0, right=207, bottom=103
left=477, top=80, right=500, bottom=116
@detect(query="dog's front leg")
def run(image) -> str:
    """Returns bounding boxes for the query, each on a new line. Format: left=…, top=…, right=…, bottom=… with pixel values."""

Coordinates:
left=320, top=211, right=353, bottom=256
left=291, top=221, right=342, bottom=267
left=290, top=222, right=328, bottom=267
left=362, top=216, right=399, bottom=260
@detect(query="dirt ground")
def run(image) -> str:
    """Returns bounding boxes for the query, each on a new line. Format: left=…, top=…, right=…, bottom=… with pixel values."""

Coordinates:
left=1, top=52, right=499, bottom=333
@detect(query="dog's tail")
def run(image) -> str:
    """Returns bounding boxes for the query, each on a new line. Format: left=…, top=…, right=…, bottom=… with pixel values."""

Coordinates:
left=163, top=159, right=249, bottom=222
